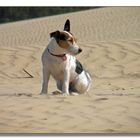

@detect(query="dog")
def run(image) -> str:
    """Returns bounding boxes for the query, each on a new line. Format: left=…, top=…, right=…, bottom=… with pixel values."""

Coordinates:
left=40, top=19, right=91, bottom=96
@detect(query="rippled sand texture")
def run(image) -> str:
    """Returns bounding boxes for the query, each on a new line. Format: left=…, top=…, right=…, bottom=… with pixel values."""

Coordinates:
left=0, top=7, right=140, bottom=133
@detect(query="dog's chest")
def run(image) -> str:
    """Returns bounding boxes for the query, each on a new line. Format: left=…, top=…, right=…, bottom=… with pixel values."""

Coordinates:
left=48, top=54, right=84, bottom=81
left=48, top=55, right=76, bottom=81
left=50, top=62, right=65, bottom=79
left=48, top=56, right=69, bottom=80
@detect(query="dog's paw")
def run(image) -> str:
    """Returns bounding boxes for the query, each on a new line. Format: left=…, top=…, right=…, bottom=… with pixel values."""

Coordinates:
left=70, top=92, right=79, bottom=96
left=62, top=93, right=70, bottom=96
left=40, top=92, right=48, bottom=95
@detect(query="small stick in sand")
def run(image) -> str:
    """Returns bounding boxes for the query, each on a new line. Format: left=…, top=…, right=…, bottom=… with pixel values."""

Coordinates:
left=23, top=68, right=34, bottom=78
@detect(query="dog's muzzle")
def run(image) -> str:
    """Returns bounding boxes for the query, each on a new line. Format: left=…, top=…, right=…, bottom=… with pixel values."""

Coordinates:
left=78, top=48, right=82, bottom=53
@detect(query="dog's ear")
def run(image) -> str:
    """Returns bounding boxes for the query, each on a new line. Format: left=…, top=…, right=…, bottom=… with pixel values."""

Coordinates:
left=50, top=30, right=60, bottom=40
left=64, top=19, right=70, bottom=32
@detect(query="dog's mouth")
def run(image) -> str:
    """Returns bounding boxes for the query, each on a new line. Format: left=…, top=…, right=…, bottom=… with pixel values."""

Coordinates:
left=69, top=52, right=79, bottom=56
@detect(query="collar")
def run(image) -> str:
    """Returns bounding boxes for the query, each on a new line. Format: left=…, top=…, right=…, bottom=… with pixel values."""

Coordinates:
left=47, top=48, right=67, bottom=61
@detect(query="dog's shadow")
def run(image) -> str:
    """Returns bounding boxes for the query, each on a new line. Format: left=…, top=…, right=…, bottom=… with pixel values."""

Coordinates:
left=51, top=90, right=62, bottom=95
left=51, top=90, right=79, bottom=96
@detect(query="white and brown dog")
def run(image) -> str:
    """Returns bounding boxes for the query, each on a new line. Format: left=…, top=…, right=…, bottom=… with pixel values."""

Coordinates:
left=40, top=19, right=91, bottom=96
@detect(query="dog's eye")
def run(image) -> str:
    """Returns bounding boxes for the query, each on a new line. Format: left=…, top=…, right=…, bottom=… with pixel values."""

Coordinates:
left=68, top=38, right=73, bottom=43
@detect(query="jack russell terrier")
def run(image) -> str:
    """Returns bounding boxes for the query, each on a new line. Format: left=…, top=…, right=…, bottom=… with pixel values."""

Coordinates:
left=40, top=19, right=91, bottom=96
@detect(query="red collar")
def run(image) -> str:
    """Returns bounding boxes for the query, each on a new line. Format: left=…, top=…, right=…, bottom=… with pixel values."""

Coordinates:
left=47, top=49, right=67, bottom=61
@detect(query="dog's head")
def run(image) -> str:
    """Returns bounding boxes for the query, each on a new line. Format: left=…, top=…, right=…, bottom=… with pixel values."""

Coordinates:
left=50, top=19, right=82, bottom=55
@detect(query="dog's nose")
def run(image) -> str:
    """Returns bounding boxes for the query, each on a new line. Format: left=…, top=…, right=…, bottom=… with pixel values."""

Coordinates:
left=78, top=48, right=82, bottom=53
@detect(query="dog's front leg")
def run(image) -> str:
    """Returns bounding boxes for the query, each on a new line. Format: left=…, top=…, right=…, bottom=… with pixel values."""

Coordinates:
left=40, top=65, right=50, bottom=95
left=62, top=68, right=70, bottom=96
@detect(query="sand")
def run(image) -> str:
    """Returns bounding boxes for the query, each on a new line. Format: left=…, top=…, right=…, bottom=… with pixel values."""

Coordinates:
left=0, top=7, right=140, bottom=133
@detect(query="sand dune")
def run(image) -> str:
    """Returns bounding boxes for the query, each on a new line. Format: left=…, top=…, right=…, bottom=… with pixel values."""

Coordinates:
left=0, top=7, right=140, bottom=133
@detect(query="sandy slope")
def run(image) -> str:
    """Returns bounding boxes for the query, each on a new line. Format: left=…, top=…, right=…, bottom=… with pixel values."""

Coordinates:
left=0, top=7, right=140, bottom=133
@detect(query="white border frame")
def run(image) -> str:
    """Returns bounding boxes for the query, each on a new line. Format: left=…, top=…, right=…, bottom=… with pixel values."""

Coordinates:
left=0, top=0, right=140, bottom=6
